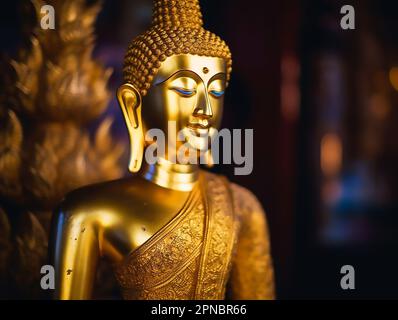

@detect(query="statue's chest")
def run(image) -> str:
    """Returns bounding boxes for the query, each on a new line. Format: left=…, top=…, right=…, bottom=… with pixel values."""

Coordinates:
left=114, top=174, right=239, bottom=299
left=114, top=194, right=206, bottom=299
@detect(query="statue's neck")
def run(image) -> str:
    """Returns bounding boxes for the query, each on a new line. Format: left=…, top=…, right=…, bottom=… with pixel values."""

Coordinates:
left=140, top=157, right=199, bottom=192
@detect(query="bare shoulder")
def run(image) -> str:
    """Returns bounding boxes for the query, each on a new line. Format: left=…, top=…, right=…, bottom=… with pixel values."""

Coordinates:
left=53, top=175, right=183, bottom=227
left=54, top=176, right=142, bottom=221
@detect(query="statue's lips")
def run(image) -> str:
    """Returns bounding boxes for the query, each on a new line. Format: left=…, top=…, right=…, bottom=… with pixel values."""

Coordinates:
left=187, top=123, right=210, bottom=136
left=187, top=123, right=210, bottom=130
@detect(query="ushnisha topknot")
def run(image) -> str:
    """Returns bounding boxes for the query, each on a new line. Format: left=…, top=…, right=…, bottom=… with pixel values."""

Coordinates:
left=123, top=0, right=232, bottom=96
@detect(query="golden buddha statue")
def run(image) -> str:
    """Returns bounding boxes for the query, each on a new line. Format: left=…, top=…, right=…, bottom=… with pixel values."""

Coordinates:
left=50, top=0, right=275, bottom=300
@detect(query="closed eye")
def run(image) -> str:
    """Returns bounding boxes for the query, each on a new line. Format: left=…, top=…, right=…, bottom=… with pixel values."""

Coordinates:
left=171, top=87, right=196, bottom=97
left=209, top=90, right=225, bottom=98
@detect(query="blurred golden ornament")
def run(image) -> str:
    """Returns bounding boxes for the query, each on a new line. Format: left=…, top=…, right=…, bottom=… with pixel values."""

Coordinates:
left=0, top=207, right=11, bottom=290
left=0, top=110, right=23, bottom=200
left=0, top=0, right=124, bottom=298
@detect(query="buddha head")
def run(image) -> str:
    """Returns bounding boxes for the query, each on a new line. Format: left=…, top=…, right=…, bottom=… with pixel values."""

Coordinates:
left=117, top=0, right=232, bottom=172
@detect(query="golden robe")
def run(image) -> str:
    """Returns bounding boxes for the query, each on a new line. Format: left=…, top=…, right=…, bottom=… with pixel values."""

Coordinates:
left=114, top=172, right=275, bottom=299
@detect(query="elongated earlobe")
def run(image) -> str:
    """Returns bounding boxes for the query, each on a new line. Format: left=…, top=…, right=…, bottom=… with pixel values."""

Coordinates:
left=117, top=83, right=144, bottom=173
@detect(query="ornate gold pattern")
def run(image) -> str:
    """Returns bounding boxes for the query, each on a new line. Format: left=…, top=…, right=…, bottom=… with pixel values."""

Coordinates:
left=228, top=184, right=276, bottom=299
left=115, top=183, right=204, bottom=299
left=123, top=0, right=232, bottom=96
left=113, top=172, right=274, bottom=300
left=194, top=174, right=237, bottom=299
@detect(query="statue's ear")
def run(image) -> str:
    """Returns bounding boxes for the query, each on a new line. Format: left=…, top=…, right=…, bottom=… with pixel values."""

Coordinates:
left=117, top=83, right=141, bottom=129
left=117, top=83, right=144, bottom=173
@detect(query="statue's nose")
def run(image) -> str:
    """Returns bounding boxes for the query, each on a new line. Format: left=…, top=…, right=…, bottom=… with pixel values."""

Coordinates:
left=193, top=90, right=213, bottom=119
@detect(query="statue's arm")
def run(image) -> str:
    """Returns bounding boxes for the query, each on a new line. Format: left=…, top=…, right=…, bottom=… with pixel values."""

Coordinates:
left=50, top=201, right=100, bottom=300
left=228, top=185, right=275, bottom=299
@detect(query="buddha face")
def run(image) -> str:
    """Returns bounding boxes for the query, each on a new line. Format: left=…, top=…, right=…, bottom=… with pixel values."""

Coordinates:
left=142, top=54, right=226, bottom=156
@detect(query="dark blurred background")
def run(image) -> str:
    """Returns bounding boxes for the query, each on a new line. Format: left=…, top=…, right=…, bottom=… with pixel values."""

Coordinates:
left=1, top=0, right=398, bottom=299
